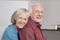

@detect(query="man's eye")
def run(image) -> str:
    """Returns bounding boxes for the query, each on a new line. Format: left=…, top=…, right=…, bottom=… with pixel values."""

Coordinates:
left=35, top=10, right=43, bottom=13
left=41, top=11, right=43, bottom=13
left=35, top=10, right=39, bottom=13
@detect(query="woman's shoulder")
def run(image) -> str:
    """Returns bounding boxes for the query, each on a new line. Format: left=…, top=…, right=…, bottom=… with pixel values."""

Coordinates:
left=6, top=24, right=15, bottom=31
left=4, top=24, right=17, bottom=35
left=2, top=24, right=18, bottom=40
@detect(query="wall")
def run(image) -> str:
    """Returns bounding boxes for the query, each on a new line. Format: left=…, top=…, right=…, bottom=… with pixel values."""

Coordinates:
left=41, top=0, right=60, bottom=29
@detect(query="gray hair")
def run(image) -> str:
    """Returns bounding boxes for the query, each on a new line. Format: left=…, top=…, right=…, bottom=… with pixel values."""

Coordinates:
left=11, top=8, right=30, bottom=25
left=28, top=1, right=43, bottom=13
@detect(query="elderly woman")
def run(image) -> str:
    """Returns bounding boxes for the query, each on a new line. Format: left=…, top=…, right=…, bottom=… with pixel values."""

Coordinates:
left=2, top=8, right=30, bottom=40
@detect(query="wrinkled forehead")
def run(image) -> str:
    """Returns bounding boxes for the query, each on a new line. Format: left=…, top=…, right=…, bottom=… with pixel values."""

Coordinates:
left=32, top=5, right=43, bottom=11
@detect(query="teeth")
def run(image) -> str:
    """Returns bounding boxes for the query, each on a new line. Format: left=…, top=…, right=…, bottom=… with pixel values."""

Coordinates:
left=19, top=23, right=23, bottom=25
left=37, top=17, right=41, bottom=19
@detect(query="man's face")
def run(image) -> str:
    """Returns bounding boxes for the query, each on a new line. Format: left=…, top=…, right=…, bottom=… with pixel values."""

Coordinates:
left=31, top=5, right=44, bottom=23
left=15, top=12, right=29, bottom=28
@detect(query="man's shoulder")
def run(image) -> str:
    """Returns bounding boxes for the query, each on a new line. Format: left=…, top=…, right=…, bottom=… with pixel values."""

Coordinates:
left=24, top=19, right=36, bottom=32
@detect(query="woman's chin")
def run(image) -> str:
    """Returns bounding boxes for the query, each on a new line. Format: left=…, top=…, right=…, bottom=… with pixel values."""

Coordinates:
left=18, top=25, right=24, bottom=28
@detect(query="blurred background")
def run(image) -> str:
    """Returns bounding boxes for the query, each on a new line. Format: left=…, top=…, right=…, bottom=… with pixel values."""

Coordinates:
left=0, top=0, right=60, bottom=40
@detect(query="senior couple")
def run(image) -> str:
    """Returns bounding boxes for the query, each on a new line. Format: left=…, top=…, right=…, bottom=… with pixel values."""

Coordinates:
left=2, top=3, right=46, bottom=40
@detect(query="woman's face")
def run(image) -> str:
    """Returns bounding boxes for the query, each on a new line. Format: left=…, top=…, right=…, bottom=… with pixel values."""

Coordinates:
left=15, top=12, right=29, bottom=28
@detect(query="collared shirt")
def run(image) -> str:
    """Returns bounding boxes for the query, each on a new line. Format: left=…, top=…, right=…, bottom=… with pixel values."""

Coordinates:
left=2, top=24, right=18, bottom=40
left=18, top=17, right=46, bottom=40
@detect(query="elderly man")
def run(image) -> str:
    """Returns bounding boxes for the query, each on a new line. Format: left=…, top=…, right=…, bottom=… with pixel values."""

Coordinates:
left=18, top=3, right=46, bottom=40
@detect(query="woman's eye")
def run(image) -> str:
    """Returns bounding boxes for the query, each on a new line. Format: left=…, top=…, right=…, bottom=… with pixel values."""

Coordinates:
left=19, top=17, right=22, bottom=19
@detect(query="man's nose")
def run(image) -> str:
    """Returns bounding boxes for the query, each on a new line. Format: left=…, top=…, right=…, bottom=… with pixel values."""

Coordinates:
left=38, top=13, right=41, bottom=16
left=38, top=13, right=42, bottom=16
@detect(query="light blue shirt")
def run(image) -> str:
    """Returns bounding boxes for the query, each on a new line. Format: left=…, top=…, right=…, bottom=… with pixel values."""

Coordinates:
left=2, top=24, right=18, bottom=40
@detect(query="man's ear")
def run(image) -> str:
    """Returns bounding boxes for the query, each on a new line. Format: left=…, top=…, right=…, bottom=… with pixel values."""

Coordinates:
left=30, top=13, right=31, bottom=16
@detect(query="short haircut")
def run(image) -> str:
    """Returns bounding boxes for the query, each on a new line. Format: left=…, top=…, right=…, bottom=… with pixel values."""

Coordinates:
left=11, top=8, right=30, bottom=25
left=28, top=1, right=43, bottom=13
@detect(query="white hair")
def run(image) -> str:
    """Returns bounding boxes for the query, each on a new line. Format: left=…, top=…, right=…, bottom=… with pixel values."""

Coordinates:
left=28, top=1, right=42, bottom=13
left=11, top=8, right=30, bottom=24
